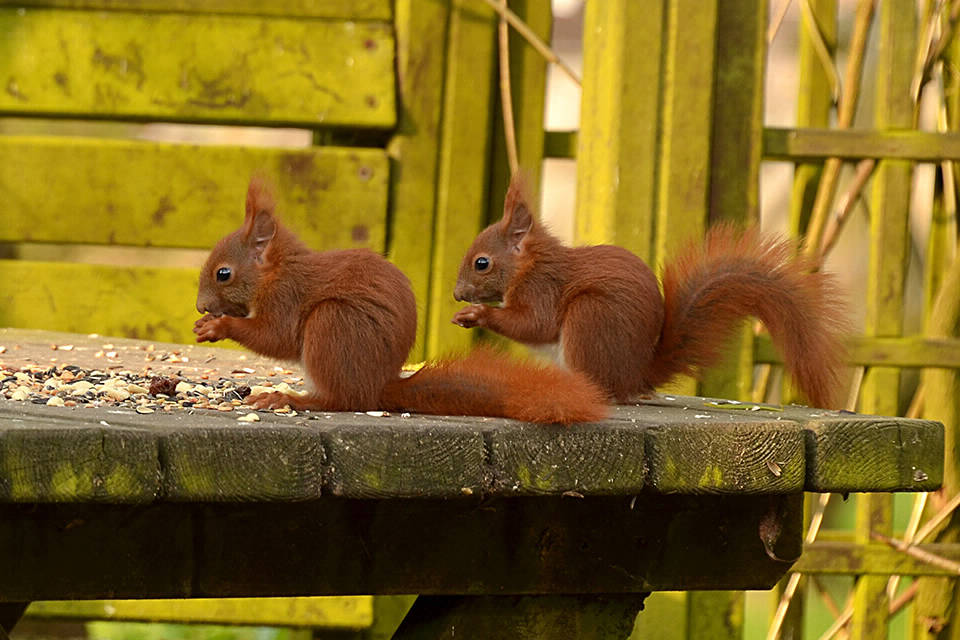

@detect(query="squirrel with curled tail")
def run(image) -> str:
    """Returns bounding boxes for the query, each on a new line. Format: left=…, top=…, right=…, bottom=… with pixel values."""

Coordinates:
left=193, top=176, right=607, bottom=424
left=453, top=176, right=849, bottom=408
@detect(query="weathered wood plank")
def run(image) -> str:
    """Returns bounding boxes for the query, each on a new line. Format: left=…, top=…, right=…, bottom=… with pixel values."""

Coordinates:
left=321, top=418, right=488, bottom=499
left=765, top=127, right=960, bottom=162
left=426, top=0, right=497, bottom=357
left=641, top=414, right=805, bottom=494
left=386, top=0, right=450, bottom=361
left=0, top=9, right=394, bottom=127
left=486, top=420, right=646, bottom=495
left=392, top=595, right=645, bottom=640
left=0, top=137, right=388, bottom=250
left=575, top=0, right=664, bottom=258
left=0, top=495, right=801, bottom=599
left=162, top=425, right=325, bottom=502
left=796, top=541, right=960, bottom=576
left=0, top=261, right=201, bottom=343
left=0, top=0, right=391, bottom=19
left=803, top=414, right=942, bottom=492
left=26, top=597, right=373, bottom=628
left=543, top=130, right=576, bottom=159
left=755, top=334, right=960, bottom=368
left=0, top=411, right=160, bottom=503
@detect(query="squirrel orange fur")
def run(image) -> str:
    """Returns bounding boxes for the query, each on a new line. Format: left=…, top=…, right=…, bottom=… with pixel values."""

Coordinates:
left=452, top=176, right=848, bottom=408
left=193, top=176, right=607, bottom=424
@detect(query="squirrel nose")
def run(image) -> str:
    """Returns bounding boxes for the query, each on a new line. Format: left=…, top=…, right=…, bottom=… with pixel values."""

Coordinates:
left=453, top=284, right=470, bottom=302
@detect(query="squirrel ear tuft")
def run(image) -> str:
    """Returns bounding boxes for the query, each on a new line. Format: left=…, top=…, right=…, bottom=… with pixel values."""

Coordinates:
left=502, top=172, right=533, bottom=253
left=243, top=174, right=277, bottom=259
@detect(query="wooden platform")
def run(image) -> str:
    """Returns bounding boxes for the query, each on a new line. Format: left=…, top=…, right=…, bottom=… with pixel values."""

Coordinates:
left=0, top=329, right=945, bottom=633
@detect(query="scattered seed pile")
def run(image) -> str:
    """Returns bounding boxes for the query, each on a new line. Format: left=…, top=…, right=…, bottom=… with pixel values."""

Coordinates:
left=0, top=342, right=309, bottom=420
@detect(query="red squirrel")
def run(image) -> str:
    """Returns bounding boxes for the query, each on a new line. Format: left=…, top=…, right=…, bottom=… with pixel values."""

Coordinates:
left=193, top=176, right=607, bottom=424
left=452, top=176, right=848, bottom=408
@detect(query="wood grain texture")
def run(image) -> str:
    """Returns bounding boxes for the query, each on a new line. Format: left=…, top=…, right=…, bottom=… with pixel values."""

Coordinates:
left=0, top=137, right=388, bottom=250
left=486, top=421, right=646, bottom=495
left=26, top=597, right=373, bottom=628
left=0, top=0, right=391, bottom=19
left=161, top=424, right=325, bottom=502
left=0, top=260, right=201, bottom=343
left=0, top=411, right=160, bottom=502
left=575, top=0, right=664, bottom=257
left=803, top=415, right=943, bottom=492
left=755, top=334, right=960, bottom=368
left=321, top=417, right=488, bottom=499
left=0, top=8, right=394, bottom=127
left=0, top=392, right=942, bottom=501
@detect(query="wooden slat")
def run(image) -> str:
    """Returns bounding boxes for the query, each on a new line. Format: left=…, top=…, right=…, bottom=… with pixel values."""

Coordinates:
left=543, top=130, right=576, bottom=159
left=796, top=541, right=960, bottom=576
left=575, top=0, right=664, bottom=258
left=0, top=8, right=394, bottom=127
left=387, top=0, right=450, bottom=361
left=0, top=261, right=200, bottom=343
left=26, top=597, right=373, bottom=628
left=765, top=127, right=960, bottom=161
left=854, top=2, right=916, bottom=637
left=486, top=0, right=551, bottom=225
left=0, top=136, right=388, bottom=250
left=754, top=334, right=960, bottom=368
left=425, top=0, right=497, bottom=358
left=0, top=0, right=391, bottom=19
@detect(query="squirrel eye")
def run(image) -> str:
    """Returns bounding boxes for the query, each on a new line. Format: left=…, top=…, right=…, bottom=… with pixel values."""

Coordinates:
left=216, top=267, right=232, bottom=282
left=474, top=256, right=490, bottom=272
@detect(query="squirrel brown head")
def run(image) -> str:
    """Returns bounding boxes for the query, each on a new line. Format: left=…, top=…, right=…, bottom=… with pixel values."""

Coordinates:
left=454, top=176, right=535, bottom=304
left=196, top=177, right=278, bottom=317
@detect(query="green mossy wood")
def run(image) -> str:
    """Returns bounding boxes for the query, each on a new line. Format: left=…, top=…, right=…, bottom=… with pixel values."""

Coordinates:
left=0, top=396, right=941, bottom=503
left=0, top=9, right=394, bottom=127
left=0, top=0, right=391, bottom=19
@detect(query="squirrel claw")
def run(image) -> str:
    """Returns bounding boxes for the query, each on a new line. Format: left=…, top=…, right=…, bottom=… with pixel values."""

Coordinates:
left=452, top=304, right=487, bottom=328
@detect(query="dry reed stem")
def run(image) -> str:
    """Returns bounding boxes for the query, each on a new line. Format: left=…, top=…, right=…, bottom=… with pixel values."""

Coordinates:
left=818, top=581, right=918, bottom=640
left=886, top=491, right=928, bottom=599
left=820, top=159, right=876, bottom=257
left=767, top=492, right=832, bottom=640
left=913, top=0, right=960, bottom=101
left=768, top=0, right=793, bottom=44
left=497, top=0, right=519, bottom=176
left=801, top=0, right=876, bottom=260
left=799, top=0, right=841, bottom=102
left=817, top=598, right=854, bottom=640
left=478, top=0, right=581, bottom=87
left=914, top=490, right=960, bottom=543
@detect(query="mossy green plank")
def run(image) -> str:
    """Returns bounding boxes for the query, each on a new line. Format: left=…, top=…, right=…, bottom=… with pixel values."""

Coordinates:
left=321, top=418, right=488, bottom=499
left=654, top=0, right=717, bottom=263
left=0, top=137, right=388, bottom=251
left=0, top=0, right=391, bottom=19
left=485, top=421, right=646, bottom=495
left=426, top=0, right=496, bottom=358
left=387, top=0, right=450, bottom=361
left=802, top=415, right=942, bottom=492
left=0, top=411, right=160, bottom=502
left=796, top=542, right=960, bottom=576
left=543, top=130, right=576, bottom=159
left=766, top=127, right=960, bottom=161
left=575, top=0, right=664, bottom=258
left=854, top=1, right=916, bottom=633
left=27, top=597, right=373, bottom=628
left=486, top=0, right=551, bottom=221
left=0, top=260, right=200, bottom=343
left=788, top=0, right=835, bottom=235
left=642, top=418, right=804, bottom=494
left=755, top=334, right=960, bottom=367
left=686, top=592, right=744, bottom=640
left=699, top=0, right=766, bottom=405
left=0, top=9, right=394, bottom=127
left=161, top=425, right=324, bottom=501
left=83, top=623, right=310, bottom=640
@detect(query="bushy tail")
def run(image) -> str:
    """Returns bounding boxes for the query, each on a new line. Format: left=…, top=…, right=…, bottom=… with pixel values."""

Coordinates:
left=647, top=225, right=849, bottom=408
left=380, top=347, right=609, bottom=424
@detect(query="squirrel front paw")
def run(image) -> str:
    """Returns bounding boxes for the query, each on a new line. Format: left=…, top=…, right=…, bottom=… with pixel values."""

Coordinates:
left=452, top=304, right=488, bottom=328
left=193, top=314, right=230, bottom=343
left=246, top=391, right=297, bottom=410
